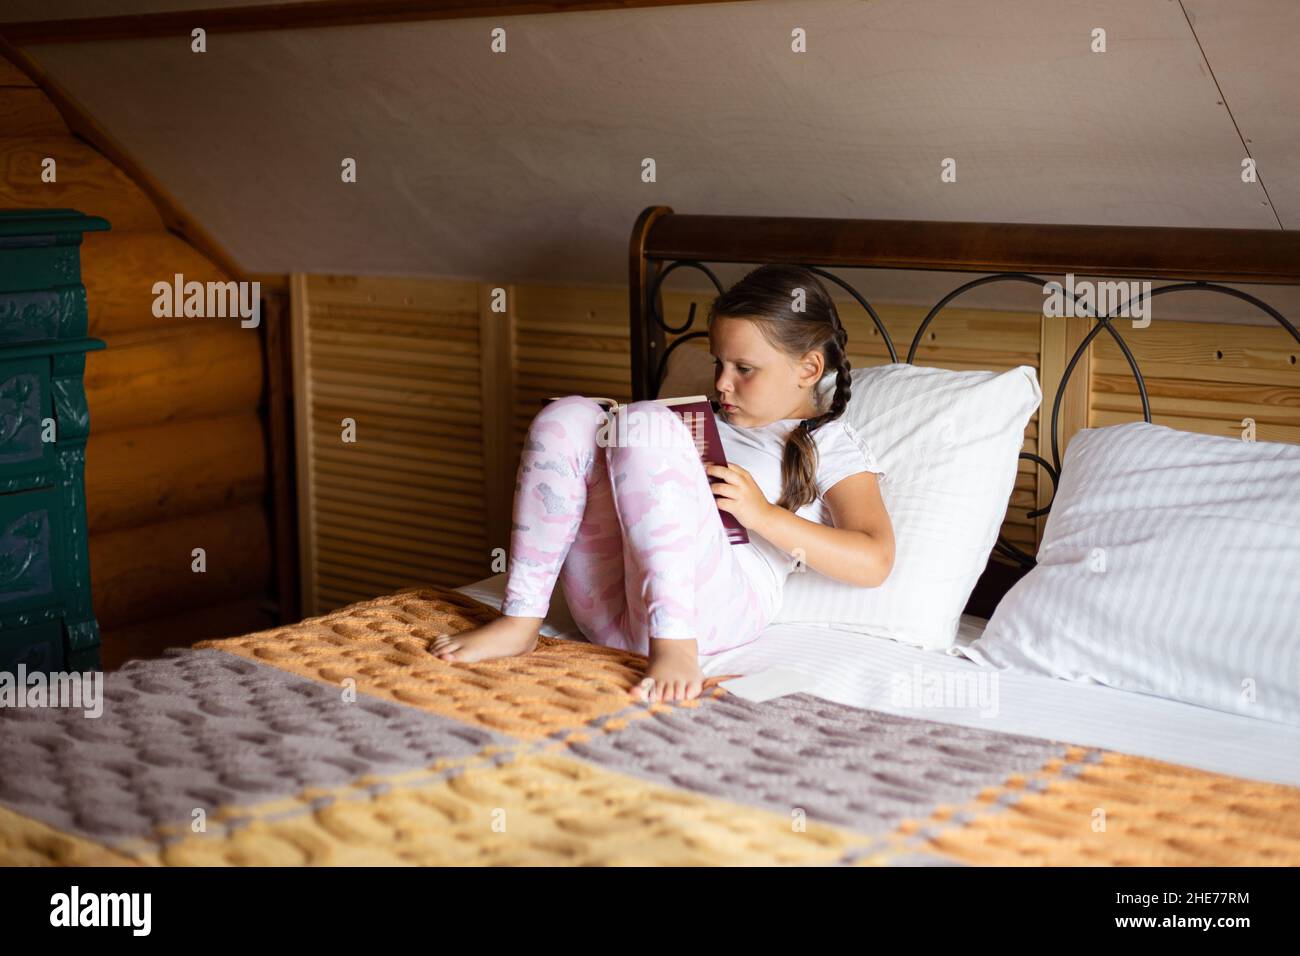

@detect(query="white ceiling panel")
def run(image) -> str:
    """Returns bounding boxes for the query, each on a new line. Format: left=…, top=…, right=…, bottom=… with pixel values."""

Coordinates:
left=14, top=0, right=1291, bottom=287
left=1182, top=0, right=1298, bottom=228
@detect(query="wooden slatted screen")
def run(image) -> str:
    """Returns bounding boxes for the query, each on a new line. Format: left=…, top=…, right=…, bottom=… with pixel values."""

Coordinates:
left=291, top=274, right=513, bottom=615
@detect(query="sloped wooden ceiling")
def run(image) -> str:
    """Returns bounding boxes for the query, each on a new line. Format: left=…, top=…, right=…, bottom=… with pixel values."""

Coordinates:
left=0, top=0, right=1294, bottom=299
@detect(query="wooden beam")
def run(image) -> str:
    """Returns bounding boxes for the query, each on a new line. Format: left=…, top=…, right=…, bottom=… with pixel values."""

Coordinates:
left=0, top=0, right=756, bottom=44
left=642, top=212, right=1300, bottom=285
left=289, top=272, right=318, bottom=617
left=261, top=289, right=302, bottom=624
left=478, top=281, right=516, bottom=564
left=1037, top=312, right=1092, bottom=541
left=628, top=203, right=672, bottom=400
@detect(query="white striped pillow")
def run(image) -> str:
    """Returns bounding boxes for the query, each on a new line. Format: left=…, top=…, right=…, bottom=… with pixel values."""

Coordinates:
left=773, top=363, right=1042, bottom=649
left=963, top=422, right=1300, bottom=726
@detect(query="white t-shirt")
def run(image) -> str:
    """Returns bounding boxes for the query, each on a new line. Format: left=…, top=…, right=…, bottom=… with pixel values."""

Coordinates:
left=716, top=416, right=885, bottom=619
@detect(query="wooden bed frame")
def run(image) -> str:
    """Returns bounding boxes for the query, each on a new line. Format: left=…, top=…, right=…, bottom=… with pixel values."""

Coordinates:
left=627, top=205, right=1300, bottom=617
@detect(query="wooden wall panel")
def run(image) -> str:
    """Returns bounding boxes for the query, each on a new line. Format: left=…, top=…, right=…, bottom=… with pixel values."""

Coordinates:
left=512, top=284, right=630, bottom=443
left=0, top=136, right=164, bottom=232
left=1090, top=317, right=1300, bottom=443
left=0, top=87, right=68, bottom=137
left=293, top=273, right=496, bottom=615
left=1037, top=315, right=1092, bottom=542
left=88, top=503, right=272, bottom=628
left=84, top=325, right=262, bottom=432
left=502, top=283, right=631, bottom=560
left=80, top=231, right=232, bottom=336
left=85, top=413, right=267, bottom=533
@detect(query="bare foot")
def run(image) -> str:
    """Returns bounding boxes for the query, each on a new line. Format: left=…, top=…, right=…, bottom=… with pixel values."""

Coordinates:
left=634, top=638, right=704, bottom=703
left=429, top=615, right=542, bottom=663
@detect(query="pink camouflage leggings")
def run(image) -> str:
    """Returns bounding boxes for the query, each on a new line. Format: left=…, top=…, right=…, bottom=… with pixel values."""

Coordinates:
left=500, top=396, right=773, bottom=657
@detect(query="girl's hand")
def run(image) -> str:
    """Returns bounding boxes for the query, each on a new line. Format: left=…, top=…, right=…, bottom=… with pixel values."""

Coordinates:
left=705, top=461, right=772, bottom=530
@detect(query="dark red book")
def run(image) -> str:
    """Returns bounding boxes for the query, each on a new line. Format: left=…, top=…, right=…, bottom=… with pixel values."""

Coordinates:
left=543, top=394, right=749, bottom=544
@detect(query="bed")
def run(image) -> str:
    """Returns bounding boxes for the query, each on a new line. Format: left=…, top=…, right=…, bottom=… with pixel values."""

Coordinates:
left=3, top=208, right=1299, bottom=866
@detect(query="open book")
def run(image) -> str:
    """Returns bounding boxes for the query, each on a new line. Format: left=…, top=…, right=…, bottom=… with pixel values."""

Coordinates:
left=543, top=394, right=749, bottom=545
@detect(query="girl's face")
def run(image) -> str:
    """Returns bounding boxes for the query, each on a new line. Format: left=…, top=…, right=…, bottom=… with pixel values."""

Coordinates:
left=709, top=316, right=825, bottom=427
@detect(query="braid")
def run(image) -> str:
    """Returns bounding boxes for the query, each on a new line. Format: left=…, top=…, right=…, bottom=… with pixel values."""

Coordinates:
left=800, top=317, right=852, bottom=433
left=777, top=315, right=854, bottom=512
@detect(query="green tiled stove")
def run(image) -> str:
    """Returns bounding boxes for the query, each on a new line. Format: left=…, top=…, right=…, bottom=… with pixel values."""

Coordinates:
left=0, top=208, right=108, bottom=672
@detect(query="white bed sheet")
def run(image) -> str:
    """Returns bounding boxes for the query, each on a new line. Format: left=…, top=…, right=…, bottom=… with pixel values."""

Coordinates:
left=454, top=575, right=1300, bottom=787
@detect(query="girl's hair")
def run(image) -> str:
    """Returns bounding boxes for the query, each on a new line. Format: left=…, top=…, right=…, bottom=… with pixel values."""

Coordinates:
left=706, top=263, right=852, bottom=512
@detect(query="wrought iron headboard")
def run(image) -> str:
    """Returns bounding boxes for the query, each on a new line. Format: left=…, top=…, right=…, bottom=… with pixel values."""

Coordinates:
left=627, top=206, right=1300, bottom=602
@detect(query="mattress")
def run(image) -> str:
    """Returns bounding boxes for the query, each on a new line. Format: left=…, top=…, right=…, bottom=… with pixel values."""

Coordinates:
left=457, top=574, right=1300, bottom=788
left=2, top=582, right=1297, bottom=866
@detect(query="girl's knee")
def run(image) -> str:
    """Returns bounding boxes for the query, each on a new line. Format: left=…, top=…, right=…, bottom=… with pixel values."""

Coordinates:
left=549, top=394, right=600, bottom=408
left=622, top=400, right=671, bottom=415
left=541, top=395, right=606, bottom=417
left=531, top=395, right=607, bottom=439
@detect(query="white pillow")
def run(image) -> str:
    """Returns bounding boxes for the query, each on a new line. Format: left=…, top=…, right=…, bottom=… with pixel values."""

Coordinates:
left=962, top=422, right=1300, bottom=726
left=773, top=363, right=1042, bottom=650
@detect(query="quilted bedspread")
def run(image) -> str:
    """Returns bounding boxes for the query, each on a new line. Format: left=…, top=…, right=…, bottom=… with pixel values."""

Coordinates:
left=2, top=586, right=1298, bottom=866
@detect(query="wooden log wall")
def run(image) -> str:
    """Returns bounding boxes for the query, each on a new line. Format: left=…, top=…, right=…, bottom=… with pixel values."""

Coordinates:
left=0, top=53, right=275, bottom=669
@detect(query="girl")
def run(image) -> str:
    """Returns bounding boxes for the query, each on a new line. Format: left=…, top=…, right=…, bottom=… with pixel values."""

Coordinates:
left=431, top=264, right=894, bottom=703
